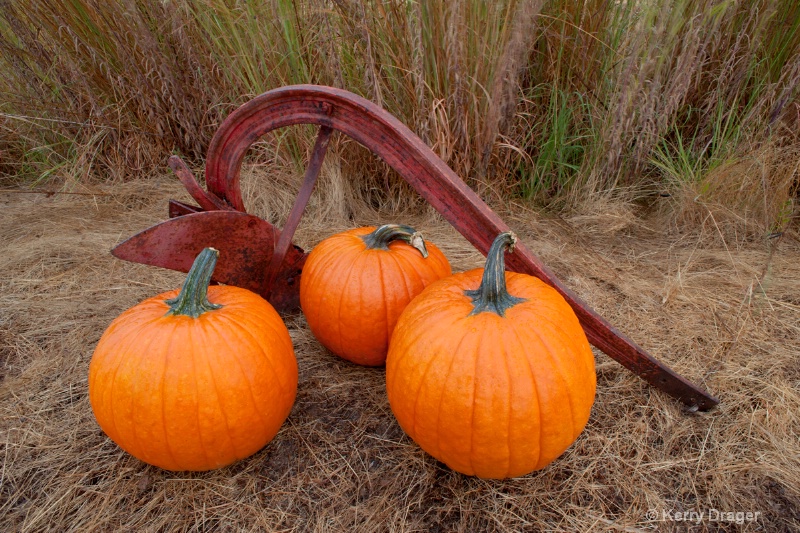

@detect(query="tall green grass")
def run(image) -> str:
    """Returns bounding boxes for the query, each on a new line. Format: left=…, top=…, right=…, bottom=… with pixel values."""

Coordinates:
left=1, top=0, right=798, bottom=228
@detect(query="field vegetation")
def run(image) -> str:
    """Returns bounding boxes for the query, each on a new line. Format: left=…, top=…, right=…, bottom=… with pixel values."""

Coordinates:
left=1, top=1, right=799, bottom=531
left=1, top=0, right=798, bottom=230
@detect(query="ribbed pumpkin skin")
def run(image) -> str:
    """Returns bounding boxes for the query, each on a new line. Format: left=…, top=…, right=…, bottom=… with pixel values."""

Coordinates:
left=89, top=285, right=298, bottom=471
left=300, top=227, right=451, bottom=366
left=385, top=269, right=596, bottom=479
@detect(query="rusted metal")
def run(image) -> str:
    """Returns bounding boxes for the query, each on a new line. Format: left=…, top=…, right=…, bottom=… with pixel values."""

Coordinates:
left=265, top=125, right=332, bottom=299
left=168, top=200, right=202, bottom=218
left=168, top=156, right=232, bottom=212
left=112, top=84, right=718, bottom=411
left=112, top=211, right=306, bottom=311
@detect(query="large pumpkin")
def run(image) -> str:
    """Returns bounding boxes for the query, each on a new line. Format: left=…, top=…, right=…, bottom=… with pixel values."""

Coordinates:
left=89, top=248, right=298, bottom=471
left=386, top=232, right=596, bottom=479
left=300, top=224, right=451, bottom=366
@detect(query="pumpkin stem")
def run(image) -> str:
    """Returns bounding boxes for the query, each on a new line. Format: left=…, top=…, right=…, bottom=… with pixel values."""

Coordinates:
left=361, top=224, right=428, bottom=258
left=465, top=232, right=526, bottom=316
left=164, top=247, right=223, bottom=318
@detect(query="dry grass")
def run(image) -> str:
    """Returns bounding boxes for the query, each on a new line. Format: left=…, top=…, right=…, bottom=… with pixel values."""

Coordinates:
left=1, top=0, right=797, bottom=527
left=1, top=163, right=798, bottom=532
left=2, top=0, right=798, bottom=222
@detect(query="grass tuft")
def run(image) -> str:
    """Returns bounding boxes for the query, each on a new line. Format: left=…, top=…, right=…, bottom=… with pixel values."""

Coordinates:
left=0, top=0, right=798, bottom=230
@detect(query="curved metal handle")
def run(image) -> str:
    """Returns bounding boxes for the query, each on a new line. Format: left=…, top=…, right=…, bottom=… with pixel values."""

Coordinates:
left=204, top=84, right=718, bottom=411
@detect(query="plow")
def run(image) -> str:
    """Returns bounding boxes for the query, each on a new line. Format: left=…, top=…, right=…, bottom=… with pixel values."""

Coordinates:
left=111, top=84, right=718, bottom=412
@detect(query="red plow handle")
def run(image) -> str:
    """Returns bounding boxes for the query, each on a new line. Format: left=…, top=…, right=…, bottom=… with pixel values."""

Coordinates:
left=203, top=85, right=718, bottom=411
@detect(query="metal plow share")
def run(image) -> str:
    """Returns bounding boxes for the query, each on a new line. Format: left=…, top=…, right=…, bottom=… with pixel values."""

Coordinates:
left=112, top=85, right=718, bottom=412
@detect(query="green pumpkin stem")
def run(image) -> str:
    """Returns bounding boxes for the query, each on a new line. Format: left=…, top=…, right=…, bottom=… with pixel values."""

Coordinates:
left=466, top=232, right=526, bottom=316
left=165, top=247, right=223, bottom=318
left=361, top=224, right=428, bottom=258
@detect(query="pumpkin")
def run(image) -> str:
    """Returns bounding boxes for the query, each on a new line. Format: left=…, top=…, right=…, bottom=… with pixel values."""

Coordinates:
left=385, top=232, right=596, bottom=479
left=300, top=224, right=451, bottom=366
left=89, top=248, right=298, bottom=471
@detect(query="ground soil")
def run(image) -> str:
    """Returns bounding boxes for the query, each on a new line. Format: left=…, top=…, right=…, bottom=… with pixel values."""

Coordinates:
left=1, top=172, right=798, bottom=532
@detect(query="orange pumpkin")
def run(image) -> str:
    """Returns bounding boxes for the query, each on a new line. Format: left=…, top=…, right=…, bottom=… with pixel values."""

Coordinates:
left=300, top=224, right=451, bottom=366
left=386, top=232, right=596, bottom=478
left=89, top=248, right=298, bottom=471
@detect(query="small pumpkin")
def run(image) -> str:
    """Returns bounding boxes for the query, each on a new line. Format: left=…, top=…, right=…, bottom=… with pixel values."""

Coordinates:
left=385, top=232, right=596, bottom=479
left=89, top=248, right=298, bottom=471
left=300, top=224, right=451, bottom=366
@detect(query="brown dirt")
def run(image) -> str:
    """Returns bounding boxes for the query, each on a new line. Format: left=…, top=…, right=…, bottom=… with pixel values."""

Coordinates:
left=1, top=170, right=798, bottom=532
